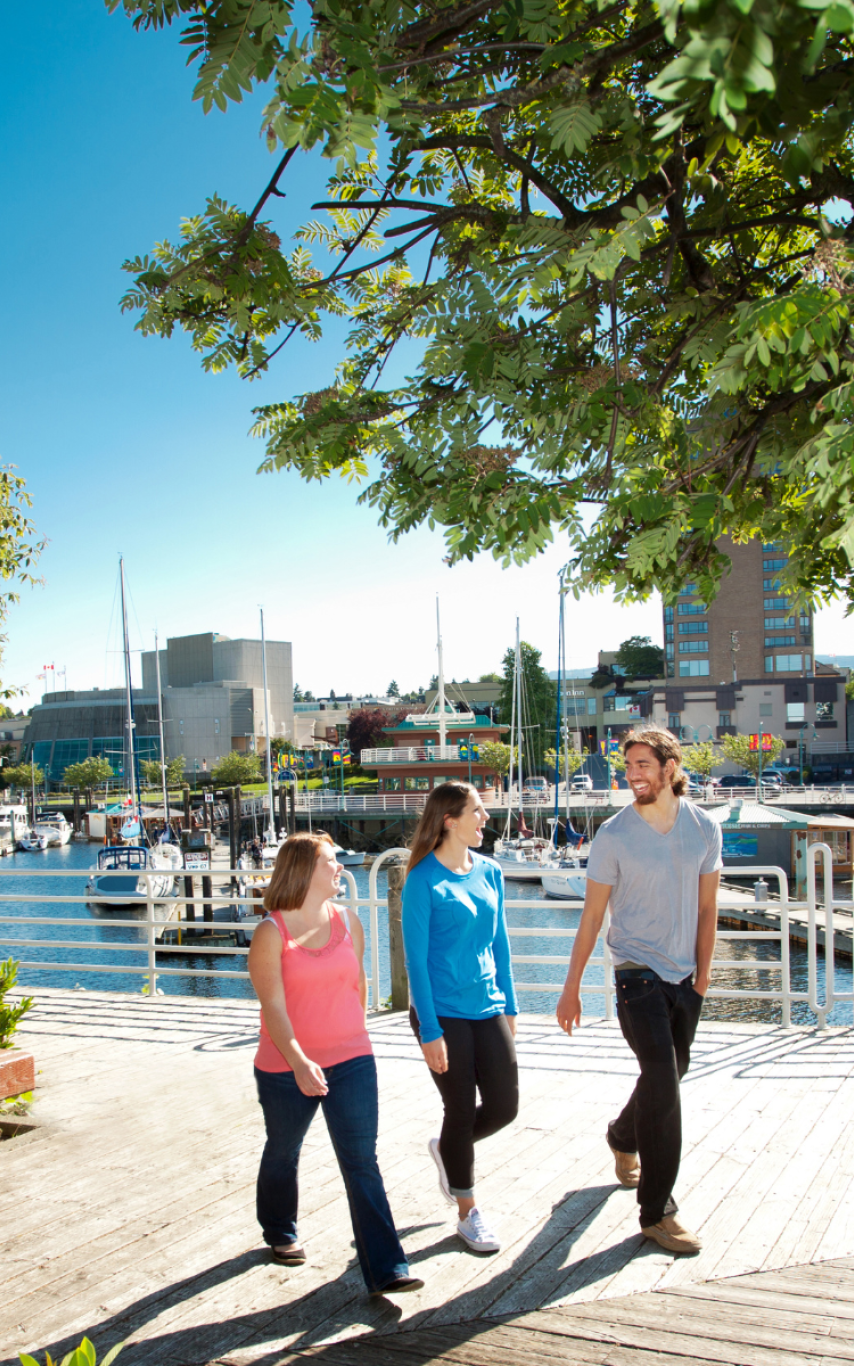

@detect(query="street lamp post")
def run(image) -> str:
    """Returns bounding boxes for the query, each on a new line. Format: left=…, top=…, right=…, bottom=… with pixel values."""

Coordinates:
left=467, top=731, right=473, bottom=787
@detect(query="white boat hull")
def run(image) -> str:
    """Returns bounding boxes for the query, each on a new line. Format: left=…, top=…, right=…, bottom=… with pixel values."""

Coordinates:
left=17, top=831, right=49, bottom=852
left=491, top=854, right=547, bottom=883
left=542, top=869, right=588, bottom=900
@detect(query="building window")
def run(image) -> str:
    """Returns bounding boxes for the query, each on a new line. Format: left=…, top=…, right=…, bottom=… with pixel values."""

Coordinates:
left=765, top=635, right=796, bottom=646
left=759, top=703, right=773, bottom=717
left=678, top=584, right=697, bottom=596
left=663, top=606, right=674, bottom=623
left=679, top=620, right=708, bottom=634
left=179, top=720, right=184, bottom=735
left=665, top=624, right=674, bottom=642
left=679, top=659, right=710, bottom=677
left=718, top=712, right=731, bottom=727
left=764, top=597, right=791, bottom=610
left=763, top=578, right=780, bottom=590
left=384, top=776, right=401, bottom=791
left=763, top=558, right=788, bottom=571
left=816, top=701, right=834, bottom=720
left=763, top=542, right=785, bottom=553
left=587, top=698, right=597, bottom=714
left=666, top=660, right=675, bottom=677
left=787, top=702, right=805, bottom=723
left=678, top=602, right=707, bottom=616
left=214, top=718, right=220, bottom=735
left=665, top=644, right=675, bottom=659
left=667, top=713, right=681, bottom=731
left=679, top=640, right=708, bottom=654
left=767, top=654, right=809, bottom=672
left=765, top=616, right=795, bottom=629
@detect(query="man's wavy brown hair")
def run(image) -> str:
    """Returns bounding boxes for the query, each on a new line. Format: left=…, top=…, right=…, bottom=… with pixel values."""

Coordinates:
left=622, top=727, right=687, bottom=797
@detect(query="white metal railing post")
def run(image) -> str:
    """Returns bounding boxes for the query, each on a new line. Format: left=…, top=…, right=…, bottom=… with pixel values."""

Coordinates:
left=145, top=873, right=157, bottom=999
left=368, top=847, right=409, bottom=1011
left=779, top=877, right=791, bottom=1029
left=807, top=842, right=834, bottom=1027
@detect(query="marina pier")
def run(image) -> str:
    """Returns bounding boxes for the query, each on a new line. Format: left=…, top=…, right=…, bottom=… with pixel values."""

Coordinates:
left=2, top=992, right=854, bottom=1366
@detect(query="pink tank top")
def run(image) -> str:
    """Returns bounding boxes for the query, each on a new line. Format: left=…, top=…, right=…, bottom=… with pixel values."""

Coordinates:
left=254, top=905, right=373, bottom=1073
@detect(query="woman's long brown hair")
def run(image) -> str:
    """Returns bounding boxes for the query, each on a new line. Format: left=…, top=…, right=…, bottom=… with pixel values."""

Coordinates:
left=263, top=832, right=334, bottom=912
left=406, top=781, right=476, bottom=876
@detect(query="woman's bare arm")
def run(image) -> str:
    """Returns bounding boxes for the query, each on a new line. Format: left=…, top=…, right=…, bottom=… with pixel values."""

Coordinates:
left=248, top=919, right=328, bottom=1095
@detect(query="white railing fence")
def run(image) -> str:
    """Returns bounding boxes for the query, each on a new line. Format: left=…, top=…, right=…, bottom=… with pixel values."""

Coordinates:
left=0, top=845, right=849, bottom=1028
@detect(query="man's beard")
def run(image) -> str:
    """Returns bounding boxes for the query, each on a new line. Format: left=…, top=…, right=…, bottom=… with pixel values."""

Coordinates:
left=632, top=775, right=666, bottom=805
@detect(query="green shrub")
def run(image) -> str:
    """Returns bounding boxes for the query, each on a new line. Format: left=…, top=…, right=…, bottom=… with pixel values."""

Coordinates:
left=20, top=1339, right=123, bottom=1366
left=0, top=958, right=33, bottom=1049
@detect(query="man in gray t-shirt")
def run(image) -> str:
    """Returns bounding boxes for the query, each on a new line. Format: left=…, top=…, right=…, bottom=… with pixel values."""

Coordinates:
left=556, top=728, right=722, bottom=1257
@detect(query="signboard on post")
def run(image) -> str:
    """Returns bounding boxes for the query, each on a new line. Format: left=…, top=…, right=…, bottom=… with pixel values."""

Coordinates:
left=204, top=790, right=214, bottom=803
left=183, top=852, right=210, bottom=871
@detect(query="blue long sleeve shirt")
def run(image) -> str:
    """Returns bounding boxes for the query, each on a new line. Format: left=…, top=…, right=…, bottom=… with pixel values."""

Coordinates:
left=401, top=851, right=518, bottom=1044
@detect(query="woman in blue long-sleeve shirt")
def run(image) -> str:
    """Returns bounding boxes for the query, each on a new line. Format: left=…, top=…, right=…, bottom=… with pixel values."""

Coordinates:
left=402, top=781, right=518, bottom=1255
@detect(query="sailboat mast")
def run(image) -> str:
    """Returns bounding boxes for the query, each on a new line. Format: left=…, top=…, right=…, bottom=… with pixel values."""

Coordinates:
left=154, top=630, right=169, bottom=829
left=119, top=557, right=139, bottom=821
left=515, top=619, right=523, bottom=797
left=436, top=596, right=447, bottom=752
left=260, top=608, right=276, bottom=843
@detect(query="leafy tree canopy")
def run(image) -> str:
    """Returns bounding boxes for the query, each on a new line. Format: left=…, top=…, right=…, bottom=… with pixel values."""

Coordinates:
left=64, top=758, right=115, bottom=789
left=3, top=762, right=43, bottom=789
left=544, top=743, right=588, bottom=777
left=479, top=739, right=516, bottom=774
left=113, top=0, right=854, bottom=607
left=347, top=705, right=405, bottom=754
left=680, top=739, right=718, bottom=778
left=721, top=731, right=785, bottom=775
left=498, top=641, right=556, bottom=765
left=478, top=672, right=502, bottom=683
left=211, top=750, right=263, bottom=784
left=615, top=634, right=665, bottom=678
left=387, top=679, right=401, bottom=697
left=140, top=755, right=187, bottom=787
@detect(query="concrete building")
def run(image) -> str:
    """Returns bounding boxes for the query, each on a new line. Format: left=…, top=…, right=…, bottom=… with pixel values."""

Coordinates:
left=24, top=630, right=295, bottom=783
left=664, top=537, right=813, bottom=682
left=140, top=632, right=294, bottom=774
left=647, top=662, right=848, bottom=772
left=23, top=688, right=162, bottom=783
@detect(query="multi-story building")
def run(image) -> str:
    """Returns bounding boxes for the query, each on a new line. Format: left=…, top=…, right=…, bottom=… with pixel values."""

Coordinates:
left=359, top=710, right=508, bottom=794
left=664, top=537, right=813, bottom=682
left=24, top=630, right=295, bottom=783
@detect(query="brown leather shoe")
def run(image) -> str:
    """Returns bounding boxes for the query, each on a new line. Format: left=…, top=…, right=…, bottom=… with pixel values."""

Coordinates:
left=607, top=1136, right=640, bottom=1188
left=641, top=1216, right=702, bottom=1254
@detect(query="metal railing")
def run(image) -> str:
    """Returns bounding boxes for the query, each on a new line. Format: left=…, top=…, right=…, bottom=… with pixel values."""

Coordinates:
left=0, top=845, right=849, bottom=1027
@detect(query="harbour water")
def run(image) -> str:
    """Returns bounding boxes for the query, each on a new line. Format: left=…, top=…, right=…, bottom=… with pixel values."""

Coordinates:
left=1, top=844, right=852, bottom=1025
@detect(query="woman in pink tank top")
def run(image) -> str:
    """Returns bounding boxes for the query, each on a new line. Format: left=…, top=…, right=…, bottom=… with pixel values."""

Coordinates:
left=248, top=832, right=421, bottom=1297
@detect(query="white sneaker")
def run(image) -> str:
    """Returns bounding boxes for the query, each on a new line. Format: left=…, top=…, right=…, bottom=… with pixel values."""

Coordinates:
left=428, top=1137, right=455, bottom=1206
left=457, top=1207, right=501, bottom=1253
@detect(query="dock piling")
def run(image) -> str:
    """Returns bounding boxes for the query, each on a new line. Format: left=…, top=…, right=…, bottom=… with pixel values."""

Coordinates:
left=387, top=860, right=410, bottom=1011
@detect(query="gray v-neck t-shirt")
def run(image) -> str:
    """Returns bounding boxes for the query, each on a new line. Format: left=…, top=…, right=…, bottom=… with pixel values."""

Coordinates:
left=585, top=800, right=723, bottom=981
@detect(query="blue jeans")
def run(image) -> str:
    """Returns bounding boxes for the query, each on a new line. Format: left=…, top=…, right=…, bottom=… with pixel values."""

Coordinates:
left=254, top=1055, right=409, bottom=1292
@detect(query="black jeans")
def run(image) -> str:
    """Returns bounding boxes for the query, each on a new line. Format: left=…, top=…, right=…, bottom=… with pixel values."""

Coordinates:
left=609, top=973, right=704, bottom=1228
left=410, top=1009, right=519, bottom=1197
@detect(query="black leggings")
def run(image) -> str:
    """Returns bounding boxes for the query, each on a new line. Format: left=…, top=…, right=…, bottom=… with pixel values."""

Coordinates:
left=410, top=1009, right=518, bottom=1197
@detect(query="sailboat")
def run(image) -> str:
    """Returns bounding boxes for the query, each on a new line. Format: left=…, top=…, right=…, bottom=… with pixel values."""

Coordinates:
left=17, top=760, right=49, bottom=850
left=540, top=575, right=589, bottom=901
left=492, top=619, right=559, bottom=883
left=86, top=560, right=182, bottom=911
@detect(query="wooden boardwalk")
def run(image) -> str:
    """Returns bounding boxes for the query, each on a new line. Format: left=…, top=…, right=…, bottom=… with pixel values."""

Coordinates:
left=2, top=990, right=854, bottom=1366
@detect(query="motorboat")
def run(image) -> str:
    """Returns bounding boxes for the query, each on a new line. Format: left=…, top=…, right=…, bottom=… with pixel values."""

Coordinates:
left=492, top=837, right=558, bottom=883
left=86, top=843, right=182, bottom=910
left=332, top=843, right=364, bottom=868
left=17, top=827, right=49, bottom=852
left=541, top=861, right=588, bottom=901
left=33, top=813, right=72, bottom=846
left=0, top=804, right=27, bottom=842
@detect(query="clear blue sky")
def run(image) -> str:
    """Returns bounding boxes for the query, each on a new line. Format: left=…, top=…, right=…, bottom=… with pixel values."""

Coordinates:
left=0, top=2, right=848, bottom=706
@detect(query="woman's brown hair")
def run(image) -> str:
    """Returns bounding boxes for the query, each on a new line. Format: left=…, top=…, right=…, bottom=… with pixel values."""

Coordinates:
left=263, top=832, right=335, bottom=912
left=622, top=727, right=687, bottom=797
left=406, top=781, right=477, bottom=876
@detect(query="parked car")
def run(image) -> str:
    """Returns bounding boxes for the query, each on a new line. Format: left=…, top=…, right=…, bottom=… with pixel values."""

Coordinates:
left=570, top=773, right=593, bottom=792
left=718, top=774, right=752, bottom=790
left=523, top=777, right=549, bottom=800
